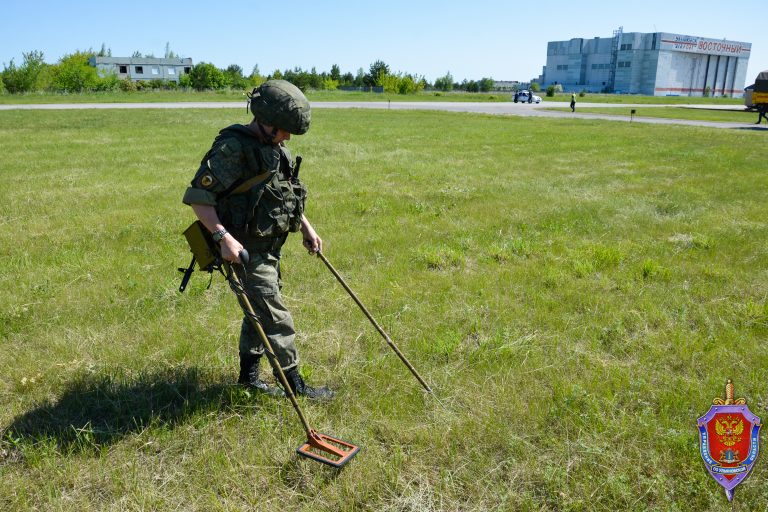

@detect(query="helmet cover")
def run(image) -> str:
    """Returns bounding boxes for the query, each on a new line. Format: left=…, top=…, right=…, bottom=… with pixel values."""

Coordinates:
left=248, top=79, right=311, bottom=135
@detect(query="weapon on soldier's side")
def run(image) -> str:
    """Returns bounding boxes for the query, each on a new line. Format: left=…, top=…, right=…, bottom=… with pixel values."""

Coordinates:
left=293, top=155, right=302, bottom=182
left=315, top=251, right=433, bottom=394
left=179, top=221, right=360, bottom=468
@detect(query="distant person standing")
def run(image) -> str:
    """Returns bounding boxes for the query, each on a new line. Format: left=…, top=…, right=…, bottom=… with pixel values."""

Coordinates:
left=528, top=90, right=533, bottom=104
left=570, top=93, right=576, bottom=112
left=756, top=105, right=768, bottom=124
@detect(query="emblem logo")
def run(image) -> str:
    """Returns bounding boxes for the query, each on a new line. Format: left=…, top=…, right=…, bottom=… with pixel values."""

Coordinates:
left=200, top=174, right=214, bottom=188
left=697, top=379, right=761, bottom=502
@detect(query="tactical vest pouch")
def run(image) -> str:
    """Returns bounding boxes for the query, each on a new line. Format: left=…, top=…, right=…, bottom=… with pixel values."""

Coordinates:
left=248, top=175, right=305, bottom=237
left=183, top=220, right=218, bottom=271
left=288, top=181, right=307, bottom=232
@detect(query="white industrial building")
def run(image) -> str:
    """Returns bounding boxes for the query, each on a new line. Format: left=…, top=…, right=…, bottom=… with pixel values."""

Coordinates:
left=540, top=29, right=751, bottom=97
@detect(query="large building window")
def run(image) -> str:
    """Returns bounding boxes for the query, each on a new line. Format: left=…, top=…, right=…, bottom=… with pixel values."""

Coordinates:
left=119, top=65, right=128, bottom=74
left=135, top=66, right=144, bottom=74
left=168, top=68, right=176, bottom=75
left=620, top=43, right=633, bottom=51
left=151, top=67, right=160, bottom=75
left=618, top=61, right=632, bottom=68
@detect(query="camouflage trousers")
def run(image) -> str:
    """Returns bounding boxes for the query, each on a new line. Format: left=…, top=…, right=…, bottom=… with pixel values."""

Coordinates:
left=238, top=250, right=298, bottom=371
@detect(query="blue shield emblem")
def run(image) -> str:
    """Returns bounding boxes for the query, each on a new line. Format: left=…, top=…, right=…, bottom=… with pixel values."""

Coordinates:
left=697, top=380, right=761, bottom=501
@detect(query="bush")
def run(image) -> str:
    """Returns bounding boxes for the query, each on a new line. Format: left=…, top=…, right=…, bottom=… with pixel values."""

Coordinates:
left=179, top=73, right=192, bottom=89
left=94, top=72, right=119, bottom=92
left=322, top=78, right=339, bottom=91
left=0, top=75, right=5, bottom=94
left=530, top=82, right=541, bottom=92
left=119, top=79, right=137, bottom=92
left=546, top=85, right=556, bottom=97
left=579, top=89, right=587, bottom=97
left=49, top=52, right=100, bottom=92
left=148, top=79, right=166, bottom=90
left=434, top=72, right=454, bottom=92
left=189, top=62, right=227, bottom=90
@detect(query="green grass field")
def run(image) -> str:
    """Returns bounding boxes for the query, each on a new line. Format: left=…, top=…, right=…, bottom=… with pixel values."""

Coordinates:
left=0, top=89, right=510, bottom=104
left=1, top=107, right=766, bottom=511
left=0, top=88, right=747, bottom=105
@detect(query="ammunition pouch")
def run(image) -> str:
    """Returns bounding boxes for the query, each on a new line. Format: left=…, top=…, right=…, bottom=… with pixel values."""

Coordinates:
left=247, top=175, right=306, bottom=237
left=179, top=221, right=220, bottom=292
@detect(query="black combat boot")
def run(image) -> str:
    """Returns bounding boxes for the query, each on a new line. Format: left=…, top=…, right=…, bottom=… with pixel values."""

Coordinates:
left=282, top=367, right=335, bottom=400
left=238, top=353, right=284, bottom=397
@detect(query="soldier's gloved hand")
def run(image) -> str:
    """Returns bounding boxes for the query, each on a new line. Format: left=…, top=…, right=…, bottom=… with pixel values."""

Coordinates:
left=220, top=234, right=245, bottom=264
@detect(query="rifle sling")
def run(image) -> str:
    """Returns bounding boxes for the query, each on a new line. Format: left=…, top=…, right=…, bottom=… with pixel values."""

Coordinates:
left=226, top=170, right=273, bottom=197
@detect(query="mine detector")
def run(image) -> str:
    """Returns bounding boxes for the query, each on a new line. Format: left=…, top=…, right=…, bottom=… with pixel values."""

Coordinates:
left=744, top=69, right=768, bottom=110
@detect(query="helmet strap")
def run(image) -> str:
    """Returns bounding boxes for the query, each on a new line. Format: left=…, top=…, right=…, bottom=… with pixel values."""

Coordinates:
left=255, top=121, right=279, bottom=145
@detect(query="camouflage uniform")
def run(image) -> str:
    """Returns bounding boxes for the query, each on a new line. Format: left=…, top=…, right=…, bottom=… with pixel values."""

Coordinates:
left=182, top=124, right=306, bottom=371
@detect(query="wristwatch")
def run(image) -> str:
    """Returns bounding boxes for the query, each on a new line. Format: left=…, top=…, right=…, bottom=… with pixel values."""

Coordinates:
left=211, top=229, right=229, bottom=243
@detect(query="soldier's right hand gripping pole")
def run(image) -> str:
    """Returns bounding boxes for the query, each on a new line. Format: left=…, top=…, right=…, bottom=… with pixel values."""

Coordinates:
left=316, top=251, right=432, bottom=393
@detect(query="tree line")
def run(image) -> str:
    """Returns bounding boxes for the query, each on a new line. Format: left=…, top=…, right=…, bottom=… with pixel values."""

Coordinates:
left=0, top=48, right=500, bottom=95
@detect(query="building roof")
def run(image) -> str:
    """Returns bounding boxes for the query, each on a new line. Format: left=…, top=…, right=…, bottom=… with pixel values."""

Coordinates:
left=91, top=56, right=192, bottom=65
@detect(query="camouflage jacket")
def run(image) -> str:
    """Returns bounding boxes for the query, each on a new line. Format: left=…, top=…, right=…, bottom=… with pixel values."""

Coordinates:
left=182, top=124, right=306, bottom=240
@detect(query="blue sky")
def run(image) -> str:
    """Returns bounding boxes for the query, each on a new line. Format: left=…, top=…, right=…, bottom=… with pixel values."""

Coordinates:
left=2, top=0, right=765, bottom=86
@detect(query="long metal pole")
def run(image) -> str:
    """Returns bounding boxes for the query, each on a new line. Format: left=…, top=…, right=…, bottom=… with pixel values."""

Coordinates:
left=316, top=252, right=432, bottom=393
left=225, top=262, right=314, bottom=434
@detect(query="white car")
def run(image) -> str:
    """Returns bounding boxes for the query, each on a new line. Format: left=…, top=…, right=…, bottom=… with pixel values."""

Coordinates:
left=513, top=90, right=542, bottom=103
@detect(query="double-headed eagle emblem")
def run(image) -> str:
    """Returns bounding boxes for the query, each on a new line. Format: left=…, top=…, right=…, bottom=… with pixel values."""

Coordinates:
left=715, top=415, right=744, bottom=447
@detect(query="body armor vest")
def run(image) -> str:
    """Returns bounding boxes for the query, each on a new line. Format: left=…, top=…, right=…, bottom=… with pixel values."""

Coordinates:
left=205, top=126, right=306, bottom=243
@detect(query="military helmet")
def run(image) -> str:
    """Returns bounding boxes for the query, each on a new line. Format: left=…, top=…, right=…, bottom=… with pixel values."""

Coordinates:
left=248, top=80, right=311, bottom=135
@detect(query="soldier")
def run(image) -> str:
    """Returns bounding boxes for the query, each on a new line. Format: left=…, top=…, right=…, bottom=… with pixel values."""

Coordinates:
left=182, top=79, right=334, bottom=400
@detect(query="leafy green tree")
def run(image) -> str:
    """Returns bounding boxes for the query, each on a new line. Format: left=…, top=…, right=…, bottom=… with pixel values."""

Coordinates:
left=322, top=78, right=339, bottom=90
left=330, top=64, right=341, bottom=82
left=341, top=72, right=354, bottom=86
left=224, top=64, right=248, bottom=89
left=0, top=74, right=5, bottom=93
left=309, top=67, right=323, bottom=89
left=2, top=51, right=47, bottom=93
left=353, top=68, right=365, bottom=87
left=379, top=72, right=425, bottom=95
left=189, top=62, right=227, bottom=90
left=529, top=82, right=541, bottom=92
left=248, top=65, right=264, bottom=87
left=434, top=72, right=454, bottom=91
left=50, top=51, right=100, bottom=92
left=478, top=77, right=495, bottom=92
left=463, top=80, right=479, bottom=92
left=365, top=60, right=389, bottom=87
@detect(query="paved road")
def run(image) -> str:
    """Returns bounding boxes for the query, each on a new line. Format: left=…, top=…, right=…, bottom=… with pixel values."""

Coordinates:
left=1, top=100, right=764, bottom=130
